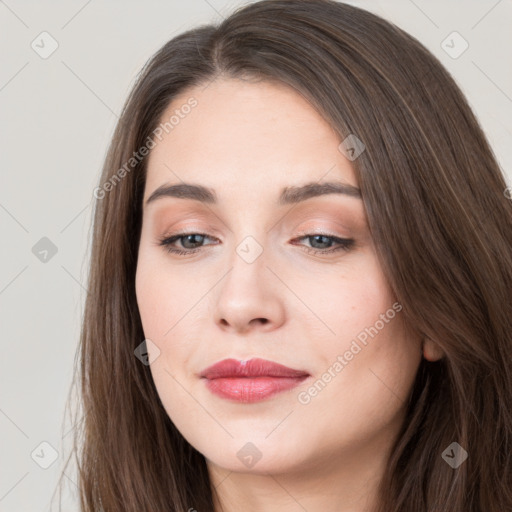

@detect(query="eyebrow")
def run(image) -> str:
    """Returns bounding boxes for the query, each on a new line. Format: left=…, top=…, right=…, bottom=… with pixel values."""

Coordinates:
left=144, top=181, right=361, bottom=208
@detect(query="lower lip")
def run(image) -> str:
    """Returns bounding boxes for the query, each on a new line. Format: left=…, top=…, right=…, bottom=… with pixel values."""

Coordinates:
left=203, top=376, right=309, bottom=403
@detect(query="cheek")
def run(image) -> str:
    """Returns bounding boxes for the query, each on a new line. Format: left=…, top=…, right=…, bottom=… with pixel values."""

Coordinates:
left=302, top=253, right=420, bottom=417
left=135, top=248, right=201, bottom=376
left=135, top=256, right=209, bottom=450
left=135, top=257, right=196, bottom=424
left=135, top=245, right=178, bottom=343
left=135, top=262, right=162, bottom=337
left=295, top=251, right=397, bottom=347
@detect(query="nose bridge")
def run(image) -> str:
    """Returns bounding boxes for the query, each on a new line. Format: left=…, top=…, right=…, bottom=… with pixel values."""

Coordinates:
left=222, top=203, right=286, bottom=289
left=225, top=206, right=271, bottom=276
left=225, top=232, right=269, bottom=294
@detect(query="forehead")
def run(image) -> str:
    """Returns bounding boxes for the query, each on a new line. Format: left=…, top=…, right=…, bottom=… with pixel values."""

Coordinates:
left=144, top=77, right=358, bottom=202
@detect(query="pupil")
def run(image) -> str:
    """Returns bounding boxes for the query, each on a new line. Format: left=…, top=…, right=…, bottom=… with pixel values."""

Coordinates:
left=183, top=234, right=203, bottom=248
left=311, top=235, right=330, bottom=249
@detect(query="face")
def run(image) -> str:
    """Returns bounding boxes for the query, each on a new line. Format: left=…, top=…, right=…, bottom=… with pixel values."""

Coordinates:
left=135, top=77, right=423, bottom=476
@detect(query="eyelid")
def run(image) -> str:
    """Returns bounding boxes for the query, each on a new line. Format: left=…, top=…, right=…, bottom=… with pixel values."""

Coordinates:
left=293, top=227, right=348, bottom=238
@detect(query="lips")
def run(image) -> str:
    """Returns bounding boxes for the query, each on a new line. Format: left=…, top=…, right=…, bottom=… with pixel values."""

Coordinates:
left=200, top=357, right=309, bottom=379
left=200, top=358, right=310, bottom=403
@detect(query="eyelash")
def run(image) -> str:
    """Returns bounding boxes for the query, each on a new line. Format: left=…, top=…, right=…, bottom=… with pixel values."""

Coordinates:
left=157, top=231, right=355, bottom=257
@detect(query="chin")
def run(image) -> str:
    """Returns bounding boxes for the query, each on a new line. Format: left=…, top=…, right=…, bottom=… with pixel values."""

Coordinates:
left=202, top=435, right=313, bottom=475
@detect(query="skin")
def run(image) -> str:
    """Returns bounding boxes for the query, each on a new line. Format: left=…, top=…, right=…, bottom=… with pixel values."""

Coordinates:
left=135, top=77, right=443, bottom=512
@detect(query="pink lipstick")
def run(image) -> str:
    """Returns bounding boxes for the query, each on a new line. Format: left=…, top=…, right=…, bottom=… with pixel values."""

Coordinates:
left=200, top=358, right=310, bottom=403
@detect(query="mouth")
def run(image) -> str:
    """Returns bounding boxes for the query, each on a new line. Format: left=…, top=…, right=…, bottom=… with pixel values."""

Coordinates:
left=199, top=358, right=310, bottom=403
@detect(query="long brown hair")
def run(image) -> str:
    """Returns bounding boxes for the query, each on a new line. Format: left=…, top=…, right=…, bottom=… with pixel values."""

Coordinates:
left=55, top=0, right=512, bottom=510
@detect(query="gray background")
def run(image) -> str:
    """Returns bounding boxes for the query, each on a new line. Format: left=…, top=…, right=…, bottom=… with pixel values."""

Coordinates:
left=1, top=0, right=511, bottom=510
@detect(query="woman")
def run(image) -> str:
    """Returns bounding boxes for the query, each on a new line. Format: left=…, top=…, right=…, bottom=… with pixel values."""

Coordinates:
left=59, top=0, right=512, bottom=510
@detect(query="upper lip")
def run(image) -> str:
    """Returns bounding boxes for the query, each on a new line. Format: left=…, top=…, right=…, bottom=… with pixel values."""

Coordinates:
left=200, top=358, right=310, bottom=379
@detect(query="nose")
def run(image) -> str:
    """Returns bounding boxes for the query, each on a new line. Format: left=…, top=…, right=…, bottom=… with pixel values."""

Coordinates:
left=213, top=242, right=286, bottom=335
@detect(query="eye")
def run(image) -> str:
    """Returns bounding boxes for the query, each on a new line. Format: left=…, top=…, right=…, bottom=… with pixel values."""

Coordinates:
left=157, top=231, right=354, bottom=257
left=157, top=232, right=218, bottom=256
left=292, top=234, right=355, bottom=255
